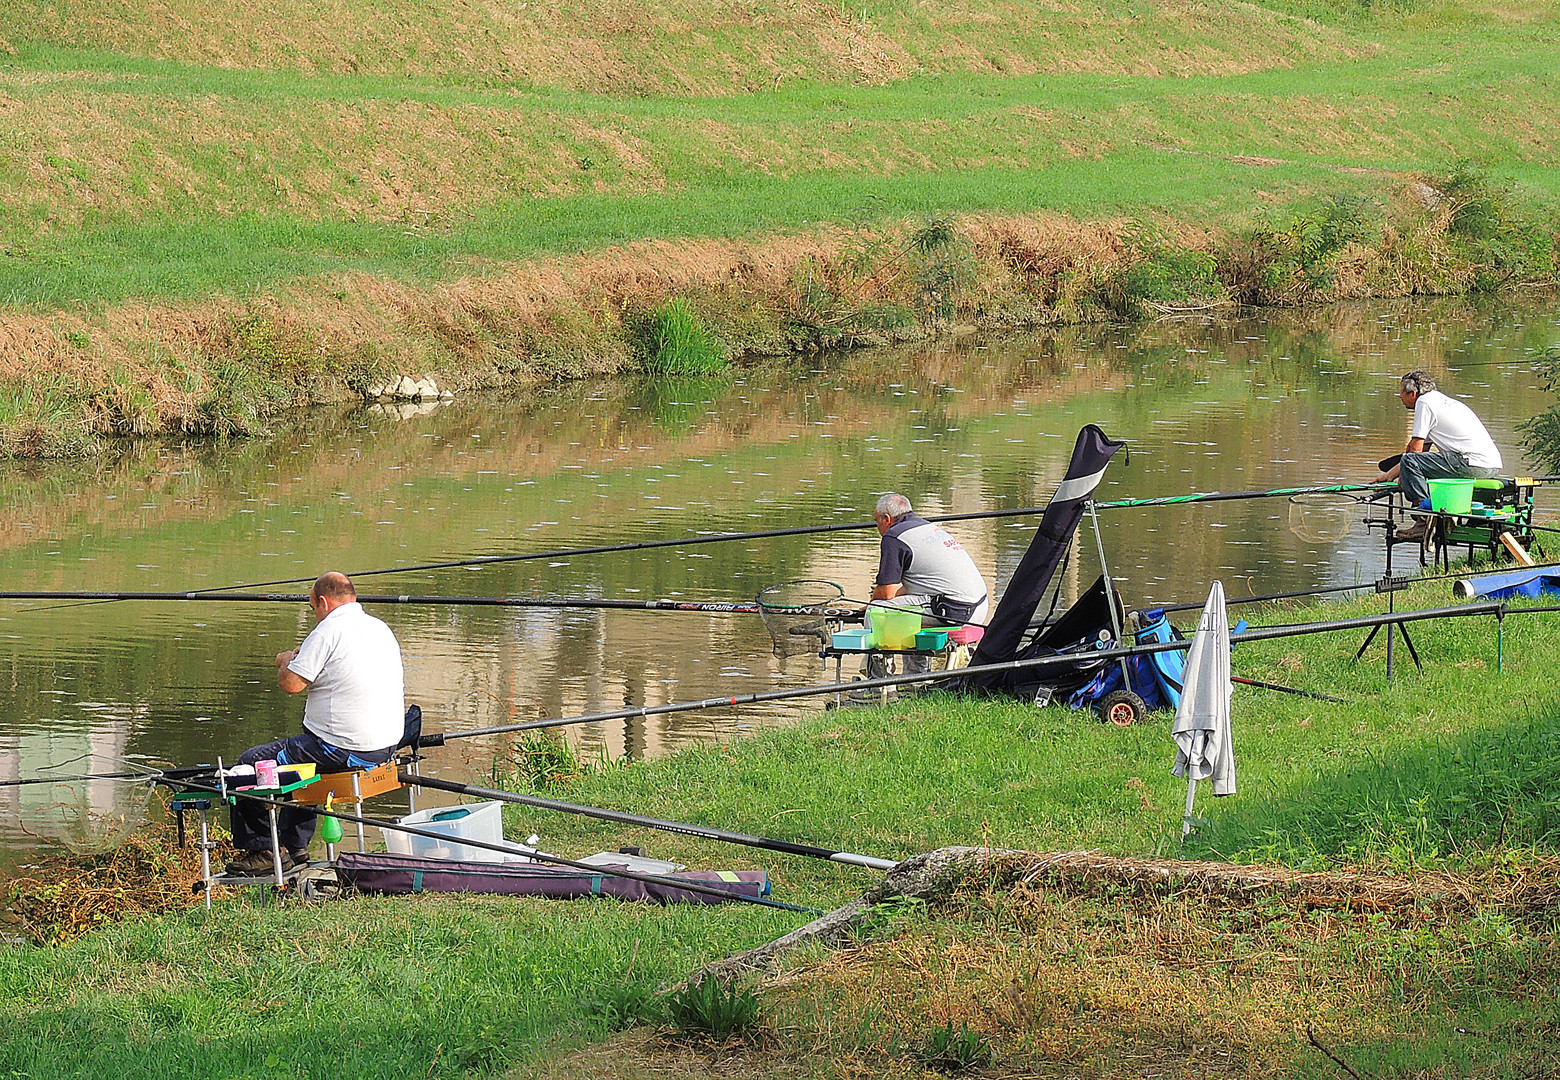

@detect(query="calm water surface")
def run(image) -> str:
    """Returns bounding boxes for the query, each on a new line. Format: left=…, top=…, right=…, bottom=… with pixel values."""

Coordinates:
left=2, top=297, right=1556, bottom=855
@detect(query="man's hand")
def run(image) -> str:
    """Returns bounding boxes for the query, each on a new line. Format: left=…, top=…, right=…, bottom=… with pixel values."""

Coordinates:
left=275, top=649, right=309, bottom=694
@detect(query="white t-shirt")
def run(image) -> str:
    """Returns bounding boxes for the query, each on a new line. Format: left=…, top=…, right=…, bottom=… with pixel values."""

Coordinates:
left=1411, top=390, right=1502, bottom=470
left=288, top=602, right=405, bottom=751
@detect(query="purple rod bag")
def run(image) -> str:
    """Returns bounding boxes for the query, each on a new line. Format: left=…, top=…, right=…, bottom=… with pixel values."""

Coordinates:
left=336, top=852, right=770, bottom=905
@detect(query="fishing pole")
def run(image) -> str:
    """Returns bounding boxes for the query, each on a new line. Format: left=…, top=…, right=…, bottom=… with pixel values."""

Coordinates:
left=402, top=774, right=897, bottom=870
left=1090, top=481, right=1392, bottom=511
left=1229, top=676, right=1344, bottom=703
left=187, top=506, right=1059, bottom=593
left=185, top=480, right=1432, bottom=595
left=424, top=599, right=1505, bottom=743
left=0, top=589, right=860, bottom=618
left=161, top=773, right=822, bottom=914
left=1153, top=558, right=1560, bottom=615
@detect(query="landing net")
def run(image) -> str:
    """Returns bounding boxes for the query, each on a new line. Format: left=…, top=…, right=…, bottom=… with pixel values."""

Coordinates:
left=756, top=579, right=846, bottom=658
left=1287, top=492, right=1361, bottom=544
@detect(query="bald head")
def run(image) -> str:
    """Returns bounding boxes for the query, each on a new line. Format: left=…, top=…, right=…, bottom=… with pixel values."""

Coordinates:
left=311, top=572, right=356, bottom=606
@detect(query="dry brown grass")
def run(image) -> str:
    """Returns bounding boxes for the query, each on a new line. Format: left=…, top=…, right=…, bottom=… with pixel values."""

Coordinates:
left=2, top=810, right=221, bottom=944
left=527, top=852, right=1560, bottom=1080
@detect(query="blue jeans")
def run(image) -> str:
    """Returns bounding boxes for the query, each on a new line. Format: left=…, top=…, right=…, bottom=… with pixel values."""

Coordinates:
left=230, top=729, right=396, bottom=853
left=1398, top=449, right=1499, bottom=508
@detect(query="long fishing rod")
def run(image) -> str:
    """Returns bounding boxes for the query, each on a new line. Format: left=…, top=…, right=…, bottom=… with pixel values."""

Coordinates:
left=0, top=589, right=858, bottom=618
left=162, top=773, right=821, bottom=913
left=425, top=599, right=1505, bottom=743
left=190, top=480, right=1431, bottom=595
left=1091, top=481, right=1391, bottom=511
left=402, top=774, right=897, bottom=870
left=190, top=506, right=1059, bottom=593
left=1153, top=558, right=1560, bottom=615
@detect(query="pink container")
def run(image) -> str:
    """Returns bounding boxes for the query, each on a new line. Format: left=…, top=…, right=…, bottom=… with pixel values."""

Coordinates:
left=254, top=759, right=280, bottom=787
left=947, top=625, right=985, bottom=645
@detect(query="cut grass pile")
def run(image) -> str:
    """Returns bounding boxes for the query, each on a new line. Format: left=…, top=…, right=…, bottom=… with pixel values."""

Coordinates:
left=5, top=571, right=1558, bottom=1077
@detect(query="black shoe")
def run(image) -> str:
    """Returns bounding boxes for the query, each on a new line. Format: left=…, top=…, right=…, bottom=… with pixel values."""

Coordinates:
left=287, top=849, right=311, bottom=868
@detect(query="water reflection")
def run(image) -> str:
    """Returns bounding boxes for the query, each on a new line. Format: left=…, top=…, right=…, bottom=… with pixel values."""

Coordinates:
left=0, top=296, right=1555, bottom=853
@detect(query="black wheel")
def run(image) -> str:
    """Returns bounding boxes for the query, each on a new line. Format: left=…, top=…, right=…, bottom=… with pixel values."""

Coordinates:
left=1097, top=689, right=1146, bottom=727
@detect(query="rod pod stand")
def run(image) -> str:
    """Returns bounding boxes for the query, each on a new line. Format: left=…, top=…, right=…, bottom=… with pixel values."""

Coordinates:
left=1356, top=508, right=1422, bottom=677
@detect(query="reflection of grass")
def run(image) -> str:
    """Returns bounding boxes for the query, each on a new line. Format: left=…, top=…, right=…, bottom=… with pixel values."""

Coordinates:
left=638, top=371, right=731, bottom=432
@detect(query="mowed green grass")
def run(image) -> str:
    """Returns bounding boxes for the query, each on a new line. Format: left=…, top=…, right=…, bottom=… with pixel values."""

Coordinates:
left=3, top=578, right=1555, bottom=1078
left=0, top=1, right=1558, bottom=308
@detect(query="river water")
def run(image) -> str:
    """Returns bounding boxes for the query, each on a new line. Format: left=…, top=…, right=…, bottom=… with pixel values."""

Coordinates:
left=2, top=297, right=1555, bottom=855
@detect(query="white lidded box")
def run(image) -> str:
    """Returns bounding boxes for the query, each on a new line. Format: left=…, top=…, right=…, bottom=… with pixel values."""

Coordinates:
left=382, top=800, right=507, bottom=862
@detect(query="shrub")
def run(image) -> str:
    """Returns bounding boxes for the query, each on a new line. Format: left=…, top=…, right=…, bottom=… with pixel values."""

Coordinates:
left=1518, top=345, right=1560, bottom=472
left=646, top=297, right=726, bottom=376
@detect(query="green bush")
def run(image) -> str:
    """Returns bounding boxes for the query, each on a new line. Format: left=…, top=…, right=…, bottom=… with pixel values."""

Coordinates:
left=1518, top=345, right=1560, bottom=473
left=646, top=297, right=727, bottom=376
left=1122, top=228, right=1223, bottom=310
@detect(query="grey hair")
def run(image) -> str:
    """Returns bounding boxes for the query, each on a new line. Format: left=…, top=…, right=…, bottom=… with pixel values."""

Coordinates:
left=1401, top=370, right=1437, bottom=396
left=875, top=493, right=913, bottom=520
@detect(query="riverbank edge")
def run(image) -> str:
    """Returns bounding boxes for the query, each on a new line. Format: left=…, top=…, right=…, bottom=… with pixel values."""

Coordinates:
left=4, top=576, right=1560, bottom=1078
left=4, top=172, right=1557, bottom=458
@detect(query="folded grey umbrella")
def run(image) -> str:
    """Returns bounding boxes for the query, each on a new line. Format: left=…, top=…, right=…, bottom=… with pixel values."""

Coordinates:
left=1172, top=581, right=1235, bottom=835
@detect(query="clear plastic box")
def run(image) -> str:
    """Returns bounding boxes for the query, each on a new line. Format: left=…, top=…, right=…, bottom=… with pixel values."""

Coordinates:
left=382, top=800, right=509, bottom=862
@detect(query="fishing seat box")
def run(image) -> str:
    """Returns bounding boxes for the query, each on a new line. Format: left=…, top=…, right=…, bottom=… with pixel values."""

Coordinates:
left=291, top=759, right=401, bottom=806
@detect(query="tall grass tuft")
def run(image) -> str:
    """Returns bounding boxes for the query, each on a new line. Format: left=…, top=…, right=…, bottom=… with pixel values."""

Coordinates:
left=647, top=298, right=727, bottom=376
left=662, top=975, right=761, bottom=1040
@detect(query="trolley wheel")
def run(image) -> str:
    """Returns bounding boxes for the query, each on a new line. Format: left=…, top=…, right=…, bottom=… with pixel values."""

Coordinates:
left=1097, top=689, right=1146, bottom=727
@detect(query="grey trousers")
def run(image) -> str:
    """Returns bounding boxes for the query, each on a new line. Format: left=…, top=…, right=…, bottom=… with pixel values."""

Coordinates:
left=1398, top=449, right=1498, bottom=508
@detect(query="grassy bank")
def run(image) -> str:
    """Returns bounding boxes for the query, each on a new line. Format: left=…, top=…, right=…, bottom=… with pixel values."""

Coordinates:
left=1, top=1, right=1559, bottom=454
left=4, top=574, right=1560, bottom=1077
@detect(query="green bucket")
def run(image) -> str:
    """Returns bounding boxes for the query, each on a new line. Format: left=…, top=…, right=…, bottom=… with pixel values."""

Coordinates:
left=867, top=605, right=922, bottom=650
left=1427, top=478, right=1474, bottom=514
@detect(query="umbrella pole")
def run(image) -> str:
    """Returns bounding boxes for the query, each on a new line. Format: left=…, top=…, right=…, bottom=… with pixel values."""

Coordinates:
left=1182, top=776, right=1197, bottom=840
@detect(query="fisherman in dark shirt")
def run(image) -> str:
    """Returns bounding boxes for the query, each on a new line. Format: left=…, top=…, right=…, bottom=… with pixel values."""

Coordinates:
left=872, top=493, right=990, bottom=626
left=866, top=493, right=990, bottom=680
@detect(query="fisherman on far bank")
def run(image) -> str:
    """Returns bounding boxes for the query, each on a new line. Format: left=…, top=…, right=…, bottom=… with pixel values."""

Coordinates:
left=1376, top=370, right=1502, bottom=541
left=867, top=493, right=990, bottom=678
left=225, top=571, right=408, bottom=876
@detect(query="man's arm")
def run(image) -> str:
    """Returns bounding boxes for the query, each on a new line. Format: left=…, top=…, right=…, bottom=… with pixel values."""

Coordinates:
left=276, top=649, right=310, bottom=694
left=871, top=583, right=904, bottom=602
left=1378, top=437, right=1426, bottom=482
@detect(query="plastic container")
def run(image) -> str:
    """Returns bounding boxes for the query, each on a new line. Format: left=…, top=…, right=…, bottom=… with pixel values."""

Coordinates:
left=867, top=605, right=922, bottom=650
left=914, top=629, right=950, bottom=651
left=1428, top=478, right=1475, bottom=514
left=947, top=624, right=986, bottom=645
left=277, top=762, right=317, bottom=786
left=831, top=628, right=875, bottom=650
left=383, top=800, right=507, bottom=862
left=253, top=759, right=278, bottom=787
